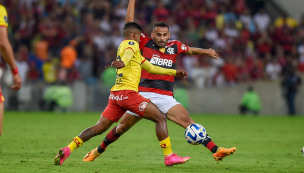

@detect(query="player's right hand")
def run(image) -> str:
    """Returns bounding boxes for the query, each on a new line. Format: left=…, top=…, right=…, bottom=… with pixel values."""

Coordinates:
left=12, top=73, right=22, bottom=91
left=207, top=48, right=219, bottom=59
left=111, top=61, right=125, bottom=69
left=176, top=70, right=188, bottom=78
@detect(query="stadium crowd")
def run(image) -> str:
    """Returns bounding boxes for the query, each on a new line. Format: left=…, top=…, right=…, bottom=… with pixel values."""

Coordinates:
left=1, top=0, right=304, bottom=88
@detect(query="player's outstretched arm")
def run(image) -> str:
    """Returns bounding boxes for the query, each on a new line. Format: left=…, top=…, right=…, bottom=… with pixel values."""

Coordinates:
left=126, top=0, right=136, bottom=23
left=186, top=47, right=219, bottom=59
left=0, top=27, right=22, bottom=91
left=141, top=59, right=188, bottom=78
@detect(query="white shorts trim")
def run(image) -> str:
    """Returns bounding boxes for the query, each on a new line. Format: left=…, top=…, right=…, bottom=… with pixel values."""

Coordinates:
left=127, top=92, right=180, bottom=117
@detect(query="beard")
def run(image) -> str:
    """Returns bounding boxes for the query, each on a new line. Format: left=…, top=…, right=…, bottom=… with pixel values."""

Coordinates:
left=153, top=39, right=167, bottom=48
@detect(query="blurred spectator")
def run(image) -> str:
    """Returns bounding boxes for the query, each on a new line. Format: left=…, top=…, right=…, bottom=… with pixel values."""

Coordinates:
left=224, top=21, right=239, bottom=38
left=215, top=8, right=225, bottom=30
left=248, top=56, right=264, bottom=80
left=265, top=58, right=282, bottom=80
left=42, top=56, right=57, bottom=83
left=185, top=18, right=199, bottom=45
left=239, top=86, right=261, bottom=115
left=274, top=14, right=298, bottom=29
left=192, top=57, right=211, bottom=88
left=212, top=68, right=226, bottom=88
left=59, top=39, right=78, bottom=81
left=236, top=58, right=251, bottom=82
left=222, top=57, right=238, bottom=84
left=213, top=31, right=228, bottom=49
left=256, top=32, right=272, bottom=57
left=254, top=8, right=271, bottom=32
left=93, top=30, right=108, bottom=51
left=99, top=15, right=112, bottom=33
left=276, top=27, right=294, bottom=54
left=38, top=17, right=59, bottom=54
left=205, top=24, right=218, bottom=42
left=281, top=69, right=302, bottom=115
left=110, top=30, right=124, bottom=48
left=15, top=53, right=29, bottom=84
left=182, top=55, right=196, bottom=79
left=79, top=45, right=94, bottom=82
left=27, top=61, right=41, bottom=82
left=67, top=66, right=81, bottom=82
left=239, top=8, right=254, bottom=32
left=34, top=40, right=49, bottom=61
left=167, top=17, right=180, bottom=40
left=114, top=1, right=127, bottom=18
left=153, top=2, right=169, bottom=21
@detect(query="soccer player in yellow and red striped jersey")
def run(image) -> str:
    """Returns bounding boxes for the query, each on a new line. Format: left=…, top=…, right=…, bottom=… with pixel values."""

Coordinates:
left=0, top=5, right=22, bottom=136
left=54, top=22, right=190, bottom=166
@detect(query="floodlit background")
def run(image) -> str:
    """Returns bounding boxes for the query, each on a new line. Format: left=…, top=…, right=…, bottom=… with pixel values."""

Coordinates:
left=1, top=0, right=304, bottom=115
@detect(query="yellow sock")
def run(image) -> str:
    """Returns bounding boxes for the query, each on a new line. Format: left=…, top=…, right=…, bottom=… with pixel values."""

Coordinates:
left=67, top=136, right=84, bottom=152
left=159, top=136, right=173, bottom=156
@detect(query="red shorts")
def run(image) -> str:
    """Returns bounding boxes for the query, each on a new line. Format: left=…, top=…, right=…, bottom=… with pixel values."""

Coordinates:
left=102, top=90, right=150, bottom=122
left=0, top=87, right=4, bottom=103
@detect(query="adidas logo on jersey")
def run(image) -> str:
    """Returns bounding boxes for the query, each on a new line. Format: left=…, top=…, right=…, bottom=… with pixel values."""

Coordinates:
left=150, top=54, right=173, bottom=67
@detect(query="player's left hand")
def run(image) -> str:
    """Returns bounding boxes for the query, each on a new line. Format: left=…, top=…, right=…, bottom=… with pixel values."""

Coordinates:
left=111, top=61, right=125, bottom=69
left=176, top=70, right=188, bottom=78
left=207, top=48, right=219, bottom=59
left=12, top=73, right=22, bottom=91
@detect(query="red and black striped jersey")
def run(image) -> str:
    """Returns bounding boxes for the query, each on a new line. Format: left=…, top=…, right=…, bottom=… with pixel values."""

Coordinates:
left=138, top=33, right=189, bottom=96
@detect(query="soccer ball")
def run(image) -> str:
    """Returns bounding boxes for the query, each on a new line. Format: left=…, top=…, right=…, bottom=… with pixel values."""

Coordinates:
left=184, top=123, right=207, bottom=145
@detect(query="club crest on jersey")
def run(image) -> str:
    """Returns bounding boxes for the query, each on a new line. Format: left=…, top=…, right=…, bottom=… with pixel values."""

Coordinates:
left=150, top=54, right=173, bottom=67
left=128, top=41, right=135, bottom=45
left=181, top=44, right=188, bottom=51
left=139, top=102, right=148, bottom=111
left=167, top=47, right=175, bottom=54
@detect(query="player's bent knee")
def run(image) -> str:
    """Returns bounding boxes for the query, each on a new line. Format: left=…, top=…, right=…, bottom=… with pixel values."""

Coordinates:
left=155, top=112, right=167, bottom=124
left=116, top=123, right=128, bottom=134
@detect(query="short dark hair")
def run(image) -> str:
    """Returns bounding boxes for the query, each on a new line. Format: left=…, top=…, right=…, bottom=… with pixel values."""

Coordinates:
left=123, top=22, right=142, bottom=32
left=153, top=21, right=169, bottom=30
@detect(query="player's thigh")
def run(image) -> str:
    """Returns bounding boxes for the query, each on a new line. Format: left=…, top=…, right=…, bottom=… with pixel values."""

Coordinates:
left=143, top=102, right=166, bottom=123
left=95, top=115, right=114, bottom=131
left=116, top=112, right=141, bottom=134
left=167, top=104, right=194, bottom=128
left=98, top=99, right=125, bottom=132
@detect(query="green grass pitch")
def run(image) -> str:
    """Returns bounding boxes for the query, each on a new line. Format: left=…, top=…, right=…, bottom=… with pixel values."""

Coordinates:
left=0, top=112, right=303, bottom=173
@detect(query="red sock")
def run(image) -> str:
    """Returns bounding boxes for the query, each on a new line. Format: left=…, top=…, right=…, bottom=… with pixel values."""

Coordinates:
left=202, top=134, right=218, bottom=153
left=97, top=126, right=121, bottom=153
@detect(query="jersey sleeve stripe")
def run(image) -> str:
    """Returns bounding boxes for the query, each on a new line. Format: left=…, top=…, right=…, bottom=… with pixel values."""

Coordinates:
left=0, top=25, right=7, bottom=28
left=141, top=59, right=146, bottom=64
left=125, top=47, right=135, bottom=53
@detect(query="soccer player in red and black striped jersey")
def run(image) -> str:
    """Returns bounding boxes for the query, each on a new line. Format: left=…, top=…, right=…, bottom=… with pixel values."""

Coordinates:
left=85, top=0, right=236, bottom=162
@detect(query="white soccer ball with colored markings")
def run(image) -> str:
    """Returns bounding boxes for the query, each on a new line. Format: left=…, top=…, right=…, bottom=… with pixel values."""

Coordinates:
left=184, top=123, right=207, bottom=145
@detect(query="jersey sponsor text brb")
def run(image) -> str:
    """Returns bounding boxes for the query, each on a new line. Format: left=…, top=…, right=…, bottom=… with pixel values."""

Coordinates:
left=150, top=54, right=173, bottom=67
